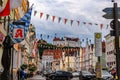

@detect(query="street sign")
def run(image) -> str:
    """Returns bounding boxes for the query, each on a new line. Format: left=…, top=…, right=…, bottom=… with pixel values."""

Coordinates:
left=103, top=13, right=120, bottom=19
left=103, top=7, right=120, bottom=14
left=102, top=7, right=120, bottom=19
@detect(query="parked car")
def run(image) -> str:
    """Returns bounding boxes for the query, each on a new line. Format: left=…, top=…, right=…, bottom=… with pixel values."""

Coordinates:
left=44, top=70, right=55, bottom=77
left=46, top=70, right=73, bottom=80
left=101, top=70, right=113, bottom=80
left=72, top=71, right=79, bottom=77
left=80, top=70, right=96, bottom=80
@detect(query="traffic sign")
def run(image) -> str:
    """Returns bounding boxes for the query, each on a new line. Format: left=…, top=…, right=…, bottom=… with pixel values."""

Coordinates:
left=103, top=7, right=120, bottom=14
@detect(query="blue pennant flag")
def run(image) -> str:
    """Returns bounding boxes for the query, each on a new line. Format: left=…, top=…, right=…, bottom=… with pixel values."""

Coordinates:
left=9, top=7, right=33, bottom=43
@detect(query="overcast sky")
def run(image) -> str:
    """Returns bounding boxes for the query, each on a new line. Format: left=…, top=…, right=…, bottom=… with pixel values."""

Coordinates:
left=28, top=0, right=120, bottom=44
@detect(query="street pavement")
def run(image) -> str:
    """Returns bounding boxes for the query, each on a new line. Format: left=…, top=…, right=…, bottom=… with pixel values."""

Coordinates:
left=28, top=75, right=46, bottom=80
left=27, top=75, right=80, bottom=80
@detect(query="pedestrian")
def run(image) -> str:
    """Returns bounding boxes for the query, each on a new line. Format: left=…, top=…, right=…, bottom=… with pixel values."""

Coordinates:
left=17, top=68, right=21, bottom=80
left=111, top=68, right=116, bottom=79
left=20, top=69, right=27, bottom=80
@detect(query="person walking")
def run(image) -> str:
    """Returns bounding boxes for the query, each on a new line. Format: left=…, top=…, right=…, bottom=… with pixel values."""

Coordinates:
left=20, top=69, right=27, bottom=80
left=17, top=68, right=21, bottom=80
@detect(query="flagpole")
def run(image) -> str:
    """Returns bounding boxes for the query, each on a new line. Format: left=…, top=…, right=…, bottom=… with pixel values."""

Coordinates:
left=11, top=9, right=15, bottom=80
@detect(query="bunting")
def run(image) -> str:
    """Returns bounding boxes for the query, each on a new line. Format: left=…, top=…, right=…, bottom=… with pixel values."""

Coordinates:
left=46, top=14, right=49, bottom=20
left=77, top=21, right=80, bottom=26
left=58, top=17, right=61, bottom=23
left=34, top=11, right=109, bottom=30
left=34, top=10, right=37, bottom=16
left=70, top=20, right=73, bottom=26
left=9, top=6, right=33, bottom=43
left=52, top=16, right=56, bottom=22
left=100, top=24, right=103, bottom=30
left=64, top=18, right=68, bottom=24
left=40, top=12, right=43, bottom=18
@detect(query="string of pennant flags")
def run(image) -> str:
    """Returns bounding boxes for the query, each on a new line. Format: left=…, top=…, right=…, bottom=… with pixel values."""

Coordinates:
left=37, top=33, right=92, bottom=43
left=34, top=10, right=109, bottom=30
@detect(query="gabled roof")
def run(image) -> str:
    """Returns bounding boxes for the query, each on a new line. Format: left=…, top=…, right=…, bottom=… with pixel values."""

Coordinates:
left=43, top=50, right=62, bottom=59
left=53, top=36, right=79, bottom=42
left=53, top=37, right=61, bottom=41
left=65, top=37, right=79, bottom=42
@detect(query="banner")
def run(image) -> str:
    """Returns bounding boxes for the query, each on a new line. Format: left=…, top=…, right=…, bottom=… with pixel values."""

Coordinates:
left=0, top=0, right=10, bottom=16
left=10, top=6, right=33, bottom=43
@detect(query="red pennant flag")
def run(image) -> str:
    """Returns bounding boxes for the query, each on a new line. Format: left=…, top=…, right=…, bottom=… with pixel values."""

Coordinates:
left=40, top=12, right=43, bottom=18
left=52, top=16, right=56, bottom=22
left=100, top=24, right=103, bottom=30
left=64, top=18, right=68, bottom=24
left=0, top=0, right=10, bottom=17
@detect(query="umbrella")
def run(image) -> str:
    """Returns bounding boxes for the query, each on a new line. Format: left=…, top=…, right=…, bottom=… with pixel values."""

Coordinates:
left=1, top=35, right=14, bottom=80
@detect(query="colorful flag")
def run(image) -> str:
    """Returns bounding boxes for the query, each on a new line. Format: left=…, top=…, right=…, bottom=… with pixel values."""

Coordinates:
left=9, top=6, right=33, bottom=43
left=10, top=0, right=22, bottom=9
left=0, top=0, right=10, bottom=17
left=32, top=39, right=38, bottom=57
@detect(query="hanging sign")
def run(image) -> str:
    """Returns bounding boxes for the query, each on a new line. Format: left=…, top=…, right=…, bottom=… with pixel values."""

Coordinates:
left=13, top=28, right=24, bottom=39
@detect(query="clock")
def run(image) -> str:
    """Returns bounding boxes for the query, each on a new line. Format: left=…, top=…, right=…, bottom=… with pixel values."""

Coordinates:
left=95, top=33, right=101, bottom=39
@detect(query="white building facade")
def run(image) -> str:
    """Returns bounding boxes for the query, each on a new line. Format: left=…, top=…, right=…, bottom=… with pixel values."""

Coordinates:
left=105, top=34, right=116, bottom=69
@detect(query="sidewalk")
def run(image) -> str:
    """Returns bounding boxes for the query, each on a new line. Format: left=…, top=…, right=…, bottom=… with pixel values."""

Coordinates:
left=27, top=75, right=46, bottom=80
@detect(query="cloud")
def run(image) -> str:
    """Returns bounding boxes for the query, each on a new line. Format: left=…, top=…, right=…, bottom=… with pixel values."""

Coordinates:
left=29, top=0, right=120, bottom=42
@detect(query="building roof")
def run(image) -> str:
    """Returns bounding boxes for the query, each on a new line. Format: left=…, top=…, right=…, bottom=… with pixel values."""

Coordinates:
left=53, top=37, right=61, bottom=41
left=65, top=37, right=79, bottom=42
left=53, top=37, right=79, bottom=42
left=43, top=50, right=62, bottom=59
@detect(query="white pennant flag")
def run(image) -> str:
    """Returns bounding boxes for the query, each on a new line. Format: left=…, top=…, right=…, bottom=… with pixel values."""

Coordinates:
left=10, top=0, right=22, bottom=9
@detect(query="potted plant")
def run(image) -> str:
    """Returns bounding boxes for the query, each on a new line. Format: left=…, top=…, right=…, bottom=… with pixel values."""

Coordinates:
left=28, top=63, right=37, bottom=77
left=20, top=64, right=28, bottom=70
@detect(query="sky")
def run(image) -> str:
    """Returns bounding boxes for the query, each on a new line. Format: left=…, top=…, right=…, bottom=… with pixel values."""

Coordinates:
left=28, top=0, right=120, bottom=44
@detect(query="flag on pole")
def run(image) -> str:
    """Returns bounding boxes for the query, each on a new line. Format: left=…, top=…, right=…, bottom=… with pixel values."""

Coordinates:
left=9, top=6, right=33, bottom=43
left=10, top=0, right=22, bottom=9
left=32, top=39, right=38, bottom=57
left=0, top=0, right=10, bottom=17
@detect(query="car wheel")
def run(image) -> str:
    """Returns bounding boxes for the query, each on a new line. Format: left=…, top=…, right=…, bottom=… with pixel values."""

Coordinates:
left=67, top=77, right=70, bottom=80
left=51, top=76, right=55, bottom=80
left=46, top=78, right=49, bottom=80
